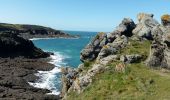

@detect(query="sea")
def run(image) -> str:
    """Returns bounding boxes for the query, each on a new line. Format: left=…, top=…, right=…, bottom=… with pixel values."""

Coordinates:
left=28, top=31, right=98, bottom=95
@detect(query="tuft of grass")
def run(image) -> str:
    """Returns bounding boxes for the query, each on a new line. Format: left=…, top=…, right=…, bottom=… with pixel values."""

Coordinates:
left=119, top=40, right=151, bottom=60
left=79, top=61, right=94, bottom=75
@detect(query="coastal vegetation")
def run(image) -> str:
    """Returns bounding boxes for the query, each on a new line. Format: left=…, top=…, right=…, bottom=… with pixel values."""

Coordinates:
left=62, top=13, right=170, bottom=100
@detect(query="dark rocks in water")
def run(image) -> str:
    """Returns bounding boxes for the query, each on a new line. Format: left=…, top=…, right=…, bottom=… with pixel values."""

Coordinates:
left=0, top=28, right=60, bottom=99
left=0, top=32, right=50, bottom=58
left=0, top=23, right=78, bottom=39
left=0, top=57, right=59, bottom=100
left=161, top=14, right=170, bottom=27
left=133, top=13, right=160, bottom=40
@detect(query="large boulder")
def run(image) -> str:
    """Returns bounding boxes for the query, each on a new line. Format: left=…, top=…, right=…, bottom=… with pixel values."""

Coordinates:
left=146, top=41, right=167, bottom=68
left=0, top=32, right=50, bottom=58
left=107, top=18, right=136, bottom=42
left=72, top=64, right=105, bottom=93
left=161, top=14, right=170, bottom=27
left=120, top=54, right=143, bottom=63
left=133, top=13, right=160, bottom=40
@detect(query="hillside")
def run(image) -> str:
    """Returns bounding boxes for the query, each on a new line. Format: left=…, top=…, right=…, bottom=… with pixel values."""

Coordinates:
left=0, top=23, right=77, bottom=39
left=61, top=13, right=170, bottom=100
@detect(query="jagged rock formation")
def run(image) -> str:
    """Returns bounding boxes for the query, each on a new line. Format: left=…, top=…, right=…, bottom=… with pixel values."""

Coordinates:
left=80, top=32, right=108, bottom=62
left=146, top=16, right=170, bottom=68
left=133, top=13, right=160, bottom=40
left=0, top=23, right=77, bottom=39
left=62, top=18, right=136, bottom=98
left=80, top=18, right=135, bottom=62
left=0, top=32, right=50, bottom=58
left=62, top=13, right=170, bottom=99
left=97, top=35, right=128, bottom=60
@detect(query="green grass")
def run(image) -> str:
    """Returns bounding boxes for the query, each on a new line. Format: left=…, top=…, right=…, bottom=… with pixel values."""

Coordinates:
left=0, top=23, right=24, bottom=30
left=66, top=63, right=170, bottom=100
left=79, top=61, right=94, bottom=75
left=0, top=23, right=56, bottom=31
left=65, top=40, right=170, bottom=100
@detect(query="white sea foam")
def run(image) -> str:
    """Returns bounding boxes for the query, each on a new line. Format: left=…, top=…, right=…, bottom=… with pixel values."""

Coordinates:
left=29, top=52, right=67, bottom=95
left=29, top=37, right=79, bottom=41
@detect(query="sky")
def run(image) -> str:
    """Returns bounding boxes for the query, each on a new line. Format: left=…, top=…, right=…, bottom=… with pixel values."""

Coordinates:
left=0, top=0, right=170, bottom=32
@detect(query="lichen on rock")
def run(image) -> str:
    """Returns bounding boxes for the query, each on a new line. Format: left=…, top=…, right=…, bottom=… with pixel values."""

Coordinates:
left=161, top=14, right=170, bottom=26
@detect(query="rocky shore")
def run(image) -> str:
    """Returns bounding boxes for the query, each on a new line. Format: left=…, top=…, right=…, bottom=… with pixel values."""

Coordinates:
left=61, top=13, right=170, bottom=99
left=0, top=32, right=60, bottom=99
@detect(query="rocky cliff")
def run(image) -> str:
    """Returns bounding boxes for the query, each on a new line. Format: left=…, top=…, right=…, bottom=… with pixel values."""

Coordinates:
left=62, top=13, right=170, bottom=100
left=0, top=23, right=77, bottom=39
left=0, top=32, right=50, bottom=58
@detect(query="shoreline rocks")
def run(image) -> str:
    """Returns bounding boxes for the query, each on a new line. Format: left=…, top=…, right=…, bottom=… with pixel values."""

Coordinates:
left=0, top=31, right=60, bottom=99
left=0, top=57, right=60, bottom=100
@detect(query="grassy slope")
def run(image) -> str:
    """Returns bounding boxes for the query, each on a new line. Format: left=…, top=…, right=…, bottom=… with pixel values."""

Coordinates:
left=0, top=23, right=56, bottom=31
left=66, top=40, right=170, bottom=100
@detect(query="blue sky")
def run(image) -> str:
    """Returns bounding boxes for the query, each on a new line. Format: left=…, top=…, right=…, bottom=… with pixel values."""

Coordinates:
left=0, top=0, right=170, bottom=32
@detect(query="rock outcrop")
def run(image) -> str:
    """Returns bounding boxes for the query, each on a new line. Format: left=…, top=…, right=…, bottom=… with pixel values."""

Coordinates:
left=62, top=13, right=170, bottom=99
left=0, top=32, right=50, bottom=58
left=146, top=28, right=170, bottom=69
left=107, top=18, right=135, bottom=42
left=61, top=67, right=78, bottom=97
left=133, top=13, right=160, bottom=40
left=146, top=14, right=170, bottom=68
left=146, top=41, right=167, bottom=68
left=66, top=18, right=136, bottom=96
left=80, top=18, right=135, bottom=62
left=80, top=32, right=108, bottom=62
left=97, top=35, right=128, bottom=60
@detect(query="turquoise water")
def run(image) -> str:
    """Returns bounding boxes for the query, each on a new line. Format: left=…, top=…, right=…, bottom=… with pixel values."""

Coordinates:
left=30, top=31, right=97, bottom=94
